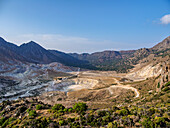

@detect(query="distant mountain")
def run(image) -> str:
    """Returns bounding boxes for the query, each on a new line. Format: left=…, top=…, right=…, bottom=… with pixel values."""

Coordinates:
left=0, top=37, right=94, bottom=69
left=70, top=36, right=170, bottom=72
left=151, top=36, right=170, bottom=51
left=49, top=50, right=95, bottom=69
left=0, top=36, right=169, bottom=72
left=0, top=37, right=26, bottom=63
left=19, top=41, right=60, bottom=64
left=70, top=50, right=135, bottom=72
left=0, top=37, right=18, bottom=51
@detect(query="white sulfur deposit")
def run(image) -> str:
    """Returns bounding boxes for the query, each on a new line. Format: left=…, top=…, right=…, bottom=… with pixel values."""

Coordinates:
left=127, top=63, right=162, bottom=79
left=50, top=78, right=99, bottom=91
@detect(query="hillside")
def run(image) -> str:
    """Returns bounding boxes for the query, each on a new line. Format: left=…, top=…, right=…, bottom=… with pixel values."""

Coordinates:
left=70, top=36, right=170, bottom=72
left=0, top=64, right=169, bottom=127
left=0, top=37, right=93, bottom=70
left=0, top=36, right=169, bottom=73
left=0, top=36, right=169, bottom=128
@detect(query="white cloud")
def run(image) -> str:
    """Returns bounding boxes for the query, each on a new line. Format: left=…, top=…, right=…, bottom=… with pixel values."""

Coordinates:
left=160, top=14, right=170, bottom=24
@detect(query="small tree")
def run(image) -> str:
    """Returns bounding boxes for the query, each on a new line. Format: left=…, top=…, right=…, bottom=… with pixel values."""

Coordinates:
left=166, top=75, right=168, bottom=81
left=140, top=118, right=154, bottom=128
left=107, top=122, right=114, bottom=128
left=165, top=81, right=170, bottom=87
left=157, top=82, right=160, bottom=88
left=58, top=120, right=65, bottom=126
left=36, top=104, right=43, bottom=110
left=116, top=109, right=129, bottom=116
left=73, top=102, right=88, bottom=114
left=28, top=110, right=37, bottom=117
left=154, top=117, right=166, bottom=127
left=68, top=108, right=73, bottom=113
left=52, top=104, right=65, bottom=111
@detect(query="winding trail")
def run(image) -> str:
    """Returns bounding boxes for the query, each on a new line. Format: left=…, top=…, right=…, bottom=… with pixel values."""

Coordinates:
left=107, top=78, right=140, bottom=98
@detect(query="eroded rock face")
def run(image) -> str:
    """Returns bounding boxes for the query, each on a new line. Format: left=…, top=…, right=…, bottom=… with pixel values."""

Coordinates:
left=0, top=61, right=76, bottom=102
left=126, top=63, right=162, bottom=79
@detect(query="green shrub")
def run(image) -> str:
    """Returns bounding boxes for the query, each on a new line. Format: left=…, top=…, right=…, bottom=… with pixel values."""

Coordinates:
left=154, top=117, right=166, bottom=127
left=102, top=115, right=112, bottom=122
left=112, top=106, right=119, bottom=111
left=162, top=87, right=169, bottom=92
left=58, top=109, right=64, bottom=113
left=98, top=111, right=107, bottom=117
left=157, top=82, right=160, bottom=88
left=19, top=106, right=27, bottom=113
left=116, top=109, right=129, bottom=116
left=87, top=114, right=94, bottom=123
left=58, top=120, right=65, bottom=126
left=70, top=121, right=80, bottom=127
left=0, top=117, right=6, bottom=126
left=0, top=106, right=2, bottom=111
left=63, top=108, right=68, bottom=113
left=52, top=104, right=65, bottom=111
left=165, top=81, right=170, bottom=87
left=27, top=108, right=31, bottom=113
left=148, top=107, right=155, bottom=116
left=73, top=102, right=88, bottom=113
left=140, top=118, right=154, bottom=128
left=166, top=75, right=168, bottom=81
left=107, top=122, right=114, bottom=128
left=11, top=119, right=21, bottom=126
left=67, top=118, right=75, bottom=123
left=0, top=110, right=5, bottom=116
left=1, top=117, right=15, bottom=127
left=28, top=110, right=37, bottom=117
left=36, top=104, right=43, bottom=110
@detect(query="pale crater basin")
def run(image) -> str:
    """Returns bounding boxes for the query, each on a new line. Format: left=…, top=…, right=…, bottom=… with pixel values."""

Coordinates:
left=50, top=78, right=99, bottom=92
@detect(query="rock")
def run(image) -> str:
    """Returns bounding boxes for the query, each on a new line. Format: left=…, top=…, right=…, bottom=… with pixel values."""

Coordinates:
left=5, top=105, right=11, bottom=111
left=148, top=90, right=153, bottom=94
left=19, top=115, right=22, bottom=119
left=135, top=122, right=142, bottom=127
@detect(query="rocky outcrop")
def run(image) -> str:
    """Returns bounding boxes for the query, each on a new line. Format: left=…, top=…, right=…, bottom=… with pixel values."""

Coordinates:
left=151, top=36, right=170, bottom=51
left=126, top=63, right=163, bottom=79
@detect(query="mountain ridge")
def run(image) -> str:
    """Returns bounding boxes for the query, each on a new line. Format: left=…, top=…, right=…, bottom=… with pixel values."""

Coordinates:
left=69, top=36, right=170, bottom=72
left=0, top=36, right=169, bottom=72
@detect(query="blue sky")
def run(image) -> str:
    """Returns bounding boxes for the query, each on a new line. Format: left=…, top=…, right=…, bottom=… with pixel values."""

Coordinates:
left=0, top=0, right=170, bottom=53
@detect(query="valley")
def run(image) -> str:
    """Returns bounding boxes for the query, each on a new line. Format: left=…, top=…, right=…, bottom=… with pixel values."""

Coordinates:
left=0, top=36, right=169, bottom=106
left=0, top=36, right=169, bottom=127
left=0, top=1, right=170, bottom=127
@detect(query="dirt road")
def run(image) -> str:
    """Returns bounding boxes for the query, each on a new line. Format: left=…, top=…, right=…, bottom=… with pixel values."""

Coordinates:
left=107, top=78, right=140, bottom=98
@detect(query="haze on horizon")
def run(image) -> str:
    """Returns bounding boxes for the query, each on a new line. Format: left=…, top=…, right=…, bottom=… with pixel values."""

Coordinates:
left=0, top=0, right=170, bottom=53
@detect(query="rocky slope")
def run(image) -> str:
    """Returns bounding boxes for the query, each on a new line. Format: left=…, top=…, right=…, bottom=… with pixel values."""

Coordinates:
left=0, top=61, right=77, bottom=102
left=0, top=37, right=92, bottom=69
left=70, top=36, right=170, bottom=72
left=0, top=36, right=169, bottom=102
left=0, top=36, right=169, bottom=72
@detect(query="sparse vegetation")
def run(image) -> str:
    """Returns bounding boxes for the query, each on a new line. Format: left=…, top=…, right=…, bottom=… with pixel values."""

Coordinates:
left=157, top=82, right=160, bottom=88
left=52, top=104, right=65, bottom=111
left=73, top=102, right=88, bottom=114
left=0, top=94, right=169, bottom=128
left=28, top=110, right=37, bottom=117
left=36, top=104, right=43, bottom=110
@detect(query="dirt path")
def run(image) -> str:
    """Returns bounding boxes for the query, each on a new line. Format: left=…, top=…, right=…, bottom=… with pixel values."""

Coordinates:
left=107, top=78, right=140, bottom=98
